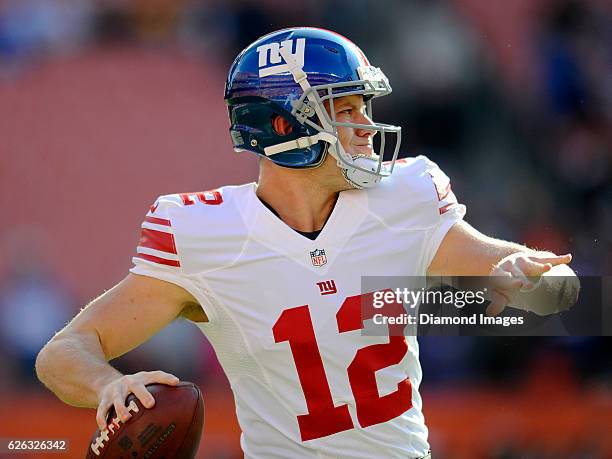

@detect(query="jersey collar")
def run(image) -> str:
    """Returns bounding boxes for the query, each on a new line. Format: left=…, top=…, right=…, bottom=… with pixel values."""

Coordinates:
left=239, top=183, right=369, bottom=273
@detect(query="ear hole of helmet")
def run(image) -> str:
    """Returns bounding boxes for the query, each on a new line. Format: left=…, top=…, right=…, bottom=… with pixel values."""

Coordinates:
left=271, top=115, right=293, bottom=136
left=226, top=97, right=327, bottom=168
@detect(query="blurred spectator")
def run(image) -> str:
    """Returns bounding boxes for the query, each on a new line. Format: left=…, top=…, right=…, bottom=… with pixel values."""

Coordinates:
left=177, top=0, right=239, bottom=60
left=0, top=228, right=73, bottom=385
left=132, top=0, right=183, bottom=44
left=388, top=0, right=485, bottom=152
left=538, top=0, right=610, bottom=120
left=529, top=0, right=612, bottom=276
left=0, top=0, right=94, bottom=63
left=93, top=2, right=134, bottom=44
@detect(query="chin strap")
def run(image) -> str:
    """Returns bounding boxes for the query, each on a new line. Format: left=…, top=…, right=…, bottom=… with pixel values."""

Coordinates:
left=340, top=155, right=385, bottom=189
left=263, top=131, right=337, bottom=156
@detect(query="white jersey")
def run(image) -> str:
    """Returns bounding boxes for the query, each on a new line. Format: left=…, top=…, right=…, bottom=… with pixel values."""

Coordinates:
left=130, top=155, right=465, bottom=459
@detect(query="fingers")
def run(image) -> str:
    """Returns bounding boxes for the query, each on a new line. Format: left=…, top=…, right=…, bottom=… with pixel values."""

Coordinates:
left=486, top=252, right=573, bottom=316
left=112, top=386, right=132, bottom=423
left=495, top=252, right=569, bottom=289
left=528, top=253, right=572, bottom=267
left=488, top=267, right=522, bottom=315
left=145, top=370, right=180, bottom=386
left=517, top=258, right=551, bottom=278
left=508, top=263, right=533, bottom=289
left=95, top=371, right=180, bottom=431
left=490, top=267, right=523, bottom=291
left=487, top=270, right=519, bottom=316
left=95, top=384, right=130, bottom=430
left=96, top=397, right=113, bottom=431
left=131, top=383, right=155, bottom=409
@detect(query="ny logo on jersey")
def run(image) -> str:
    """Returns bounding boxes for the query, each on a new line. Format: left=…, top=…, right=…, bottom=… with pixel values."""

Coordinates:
left=310, top=249, right=327, bottom=267
left=316, top=280, right=337, bottom=295
left=256, top=38, right=306, bottom=78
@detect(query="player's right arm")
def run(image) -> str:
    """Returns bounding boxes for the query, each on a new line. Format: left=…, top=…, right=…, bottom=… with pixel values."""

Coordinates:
left=35, top=273, right=204, bottom=430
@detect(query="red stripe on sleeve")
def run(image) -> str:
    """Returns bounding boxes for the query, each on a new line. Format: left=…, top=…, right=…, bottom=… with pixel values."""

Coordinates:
left=139, top=228, right=178, bottom=254
left=438, top=183, right=452, bottom=201
left=144, top=216, right=171, bottom=226
left=136, top=252, right=181, bottom=267
left=439, top=203, right=455, bottom=215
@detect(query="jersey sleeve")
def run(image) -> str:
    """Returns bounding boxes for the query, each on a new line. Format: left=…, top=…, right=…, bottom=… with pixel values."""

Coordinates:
left=129, top=195, right=217, bottom=322
left=422, top=158, right=466, bottom=270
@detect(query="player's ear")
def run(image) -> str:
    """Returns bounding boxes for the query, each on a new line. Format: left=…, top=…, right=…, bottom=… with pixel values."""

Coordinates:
left=272, top=115, right=293, bottom=136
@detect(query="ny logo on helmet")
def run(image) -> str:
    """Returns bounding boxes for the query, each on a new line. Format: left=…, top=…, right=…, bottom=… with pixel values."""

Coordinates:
left=256, top=39, right=306, bottom=78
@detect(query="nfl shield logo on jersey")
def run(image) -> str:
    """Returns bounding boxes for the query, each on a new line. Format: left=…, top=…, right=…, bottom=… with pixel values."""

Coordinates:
left=310, top=249, right=327, bottom=267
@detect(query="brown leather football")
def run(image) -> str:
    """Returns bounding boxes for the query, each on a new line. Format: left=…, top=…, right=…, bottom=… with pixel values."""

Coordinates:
left=86, top=382, right=204, bottom=459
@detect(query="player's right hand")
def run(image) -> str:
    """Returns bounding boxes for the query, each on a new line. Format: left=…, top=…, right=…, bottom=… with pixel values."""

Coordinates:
left=95, top=371, right=180, bottom=430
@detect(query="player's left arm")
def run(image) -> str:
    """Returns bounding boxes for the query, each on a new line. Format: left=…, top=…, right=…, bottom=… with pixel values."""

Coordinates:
left=427, top=220, right=580, bottom=316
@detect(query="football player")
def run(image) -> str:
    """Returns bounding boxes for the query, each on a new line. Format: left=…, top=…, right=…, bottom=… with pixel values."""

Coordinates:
left=36, top=28, right=578, bottom=459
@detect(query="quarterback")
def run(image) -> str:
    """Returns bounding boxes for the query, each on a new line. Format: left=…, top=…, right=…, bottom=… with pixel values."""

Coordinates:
left=36, top=28, right=578, bottom=458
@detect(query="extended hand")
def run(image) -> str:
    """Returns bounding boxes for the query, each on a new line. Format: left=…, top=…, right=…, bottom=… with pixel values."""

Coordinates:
left=486, top=252, right=572, bottom=316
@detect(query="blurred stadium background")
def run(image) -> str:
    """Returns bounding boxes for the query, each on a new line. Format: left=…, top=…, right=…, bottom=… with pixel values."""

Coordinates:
left=0, top=0, right=610, bottom=458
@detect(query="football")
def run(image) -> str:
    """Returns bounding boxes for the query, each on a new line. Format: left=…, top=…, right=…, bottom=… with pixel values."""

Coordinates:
left=86, top=382, right=204, bottom=459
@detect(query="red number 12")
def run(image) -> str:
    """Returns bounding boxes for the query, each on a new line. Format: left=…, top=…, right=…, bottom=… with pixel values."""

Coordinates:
left=272, top=292, right=412, bottom=441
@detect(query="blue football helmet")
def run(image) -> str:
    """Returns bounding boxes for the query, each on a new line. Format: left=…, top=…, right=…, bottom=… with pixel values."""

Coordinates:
left=224, top=27, right=401, bottom=189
